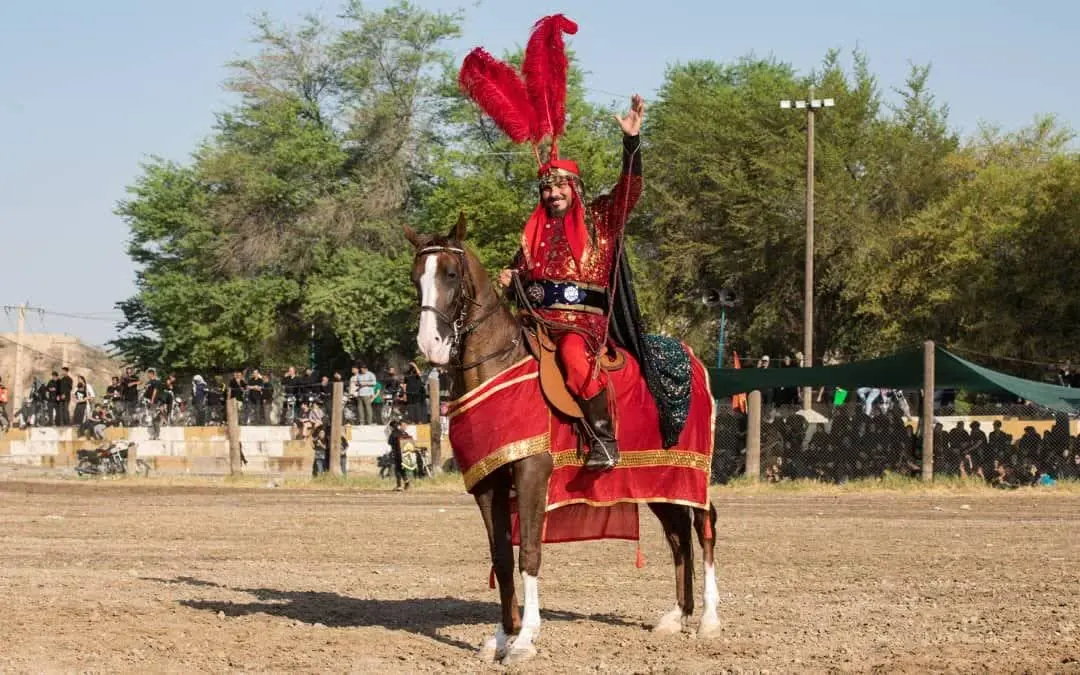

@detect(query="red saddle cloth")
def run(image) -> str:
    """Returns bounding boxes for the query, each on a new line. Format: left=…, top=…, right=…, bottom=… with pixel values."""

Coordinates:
left=447, top=345, right=715, bottom=544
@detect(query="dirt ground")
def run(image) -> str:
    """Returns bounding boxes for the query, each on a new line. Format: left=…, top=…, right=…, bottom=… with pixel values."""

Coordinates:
left=1, top=479, right=1078, bottom=674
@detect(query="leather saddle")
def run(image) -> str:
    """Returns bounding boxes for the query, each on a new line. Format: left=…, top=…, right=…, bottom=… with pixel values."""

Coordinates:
left=521, top=320, right=626, bottom=419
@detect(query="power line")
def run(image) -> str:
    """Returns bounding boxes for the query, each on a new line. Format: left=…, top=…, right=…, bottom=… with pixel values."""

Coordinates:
left=2, top=305, right=124, bottom=323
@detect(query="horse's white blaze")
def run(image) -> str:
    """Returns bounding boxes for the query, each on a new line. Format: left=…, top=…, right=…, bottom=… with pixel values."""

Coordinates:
left=416, top=255, right=452, bottom=365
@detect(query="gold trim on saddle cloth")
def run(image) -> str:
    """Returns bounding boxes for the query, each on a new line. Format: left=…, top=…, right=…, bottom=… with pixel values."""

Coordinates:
left=546, top=496, right=709, bottom=511
left=446, top=357, right=535, bottom=411
left=462, top=433, right=551, bottom=491
left=448, top=372, right=539, bottom=419
left=550, top=448, right=712, bottom=472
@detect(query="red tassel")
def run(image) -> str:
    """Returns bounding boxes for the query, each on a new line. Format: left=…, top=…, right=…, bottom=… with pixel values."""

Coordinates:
left=459, top=48, right=537, bottom=144
left=489, top=565, right=497, bottom=589
left=703, top=514, right=713, bottom=541
left=635, top=541, right=645, bottom=569
left=523, top=14, right=578, bottom=144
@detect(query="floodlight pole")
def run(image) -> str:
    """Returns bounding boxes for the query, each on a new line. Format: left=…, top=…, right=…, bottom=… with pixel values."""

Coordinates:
left=780, top=88, right=834, bottom=410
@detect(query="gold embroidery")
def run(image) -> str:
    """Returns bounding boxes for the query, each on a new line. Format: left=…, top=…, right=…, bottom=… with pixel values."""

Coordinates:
left=462, top=433, right=551, bottom=491
left=550, top=448, right=711, bottom=472
left=546, top=496, right=709, bottom=511
left=448, top=373, right=539, bottom=419
left=447, top=357, right=534, bottom=407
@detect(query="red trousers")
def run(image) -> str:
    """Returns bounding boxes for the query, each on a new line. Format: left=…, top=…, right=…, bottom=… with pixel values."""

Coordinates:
left=556, top=332, right=608, bottom=399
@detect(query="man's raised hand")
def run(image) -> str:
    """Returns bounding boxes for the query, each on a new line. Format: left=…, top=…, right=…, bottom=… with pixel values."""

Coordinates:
left=615, top=94, right=645, bottom=137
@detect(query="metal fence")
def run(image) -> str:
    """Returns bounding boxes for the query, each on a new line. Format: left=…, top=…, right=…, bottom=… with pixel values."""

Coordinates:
left=713, top=398, right=1080, bottom=486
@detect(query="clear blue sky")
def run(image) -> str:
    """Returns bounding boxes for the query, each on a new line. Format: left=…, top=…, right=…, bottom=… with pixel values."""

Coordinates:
left=1, top=0, right=1076, bottom=347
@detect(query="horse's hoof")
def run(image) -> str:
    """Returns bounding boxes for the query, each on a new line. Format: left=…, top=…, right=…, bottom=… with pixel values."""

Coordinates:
left=477, top=644, right=499, bottom=663
left=478, top=630, right=507, bottom=662
left=501, top=644, right=537, bottom=665
left=652, top=608, right=685, bottom=635
left=697, top=612, right=722, bottom=638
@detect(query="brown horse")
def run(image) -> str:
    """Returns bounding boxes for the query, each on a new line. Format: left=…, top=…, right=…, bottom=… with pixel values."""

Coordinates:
left=405, top=219, right=720, bottom=665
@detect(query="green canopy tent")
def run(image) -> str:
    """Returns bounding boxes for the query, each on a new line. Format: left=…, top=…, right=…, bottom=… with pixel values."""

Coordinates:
left=708, top=345, right=1080, bottom=415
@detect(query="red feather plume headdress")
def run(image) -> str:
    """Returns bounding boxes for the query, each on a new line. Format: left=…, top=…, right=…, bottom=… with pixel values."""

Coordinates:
left=523, top=14, right=578, bottom=157
left=458, top=48, right=537, bottom=145
left=457, top=14, right=578, bottom=167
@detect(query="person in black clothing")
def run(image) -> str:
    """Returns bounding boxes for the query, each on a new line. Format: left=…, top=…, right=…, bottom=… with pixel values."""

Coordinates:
left=227, top=371, right=246, bottom=423
left=281, top=367, right=299, bottom=425
left=246, top=369, right=265, bottom=425
left=207, top=376, right=225, bottom=423
left=143, top=369, right=161, bottom=406
left=57, top=367, right=74, bottom=425
left=121, top=367, right=140, bottom=417
left=318, top=375, right=332, bottom=415
left=72, top=375, right=91, bottom=430
left=387, top=419, right=411, bottom=490
left=45, top=372, right=60, bottom=426
left=261, top=373, right=274, bottom=424
left=160, top=374, right=177, bottom=423
left=312, top=425, right=329, bottom=476
left=192, top=375, right=208, bottom=426
left=404, top=362, right=428, bottom=423
left=106, top=376, right=122, bottom=404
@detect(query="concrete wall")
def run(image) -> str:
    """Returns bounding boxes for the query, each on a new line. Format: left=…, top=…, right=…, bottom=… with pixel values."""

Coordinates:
left=0, top=424, right=435, bottom=476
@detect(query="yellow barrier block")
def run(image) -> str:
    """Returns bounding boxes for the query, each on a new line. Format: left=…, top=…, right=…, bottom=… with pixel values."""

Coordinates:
left=153, top=456, right=189, bottom=472
left=283, top=440, right=311, bottom=458
left=270, top=457, right=307, bottom=473
left=103, top=426, right=128, bottom=441
left=185, top=441, right=224, bottom=458
left=184, top=426, right=225, bottom=441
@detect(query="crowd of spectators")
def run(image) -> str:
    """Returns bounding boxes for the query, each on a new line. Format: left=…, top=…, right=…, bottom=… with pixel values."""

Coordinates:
left=1, top=361, right=438, bottom=438
left=712, top=403, right=1080, bottom=487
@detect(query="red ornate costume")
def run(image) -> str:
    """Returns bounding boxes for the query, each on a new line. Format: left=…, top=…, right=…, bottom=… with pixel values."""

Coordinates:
left=458, top=13, right=640, bottom=469
left=514, top=141, right=643, bottom=399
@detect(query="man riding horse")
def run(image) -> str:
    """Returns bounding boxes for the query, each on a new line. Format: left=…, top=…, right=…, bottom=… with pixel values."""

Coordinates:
left=461, top=15, right=646, bottom=471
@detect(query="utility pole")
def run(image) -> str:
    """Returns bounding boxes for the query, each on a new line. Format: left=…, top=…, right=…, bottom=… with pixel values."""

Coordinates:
left=13, top=304, right=25, bottom=411
left=780, top=89, right=834, bottom=409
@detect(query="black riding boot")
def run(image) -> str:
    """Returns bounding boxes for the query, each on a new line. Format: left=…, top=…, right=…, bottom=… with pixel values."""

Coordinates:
left=576, top=389, right=620, bottom=471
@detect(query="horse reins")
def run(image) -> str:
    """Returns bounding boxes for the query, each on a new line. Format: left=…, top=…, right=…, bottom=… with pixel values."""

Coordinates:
left=415, top=245, right=521, bottom=372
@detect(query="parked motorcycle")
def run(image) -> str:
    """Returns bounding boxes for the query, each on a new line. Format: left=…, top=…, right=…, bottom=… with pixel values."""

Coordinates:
left=75, top=441, right=151, bottom=477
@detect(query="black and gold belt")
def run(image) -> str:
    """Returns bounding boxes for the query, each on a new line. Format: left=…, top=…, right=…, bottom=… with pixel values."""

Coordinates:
left=523, top=279, right=608, bottom=315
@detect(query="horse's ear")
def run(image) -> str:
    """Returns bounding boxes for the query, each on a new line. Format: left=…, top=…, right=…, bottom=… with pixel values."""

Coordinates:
left=403, top=225, right=422, bottom=249
left=448, top=211, right=467, bottom=243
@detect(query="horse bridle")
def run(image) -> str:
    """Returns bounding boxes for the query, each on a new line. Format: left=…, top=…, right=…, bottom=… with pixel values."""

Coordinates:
left=415, top=245, right=520, bottom=371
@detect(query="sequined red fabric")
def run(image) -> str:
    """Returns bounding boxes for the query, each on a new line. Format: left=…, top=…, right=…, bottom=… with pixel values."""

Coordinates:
left=517, top=172, right=643, bottom=345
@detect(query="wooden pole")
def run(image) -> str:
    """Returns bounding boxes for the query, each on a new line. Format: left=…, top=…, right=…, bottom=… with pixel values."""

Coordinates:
left=227, top=397, right=241, bottom=476
left=746, top=390, right=762, bottom=481
left=427, top=370, right=441, bottom=474
left=12, top=304, right=24, bottom=415
left=802, top=93, right=815, bottom=411
left=330, top=381, right=344, bottom=476
left=921, top=340, right=936, bottom=482
left=126, top=442, right=138, bottom=476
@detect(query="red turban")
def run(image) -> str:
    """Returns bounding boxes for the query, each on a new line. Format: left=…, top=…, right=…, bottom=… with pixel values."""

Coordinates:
left=523, top=159, right=588, bottom=266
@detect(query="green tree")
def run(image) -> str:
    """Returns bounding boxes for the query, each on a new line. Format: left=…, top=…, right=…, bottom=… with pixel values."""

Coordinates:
left=854, top=117, right=1080, bottom=366
left=114, top=1, right=461, bottom=371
